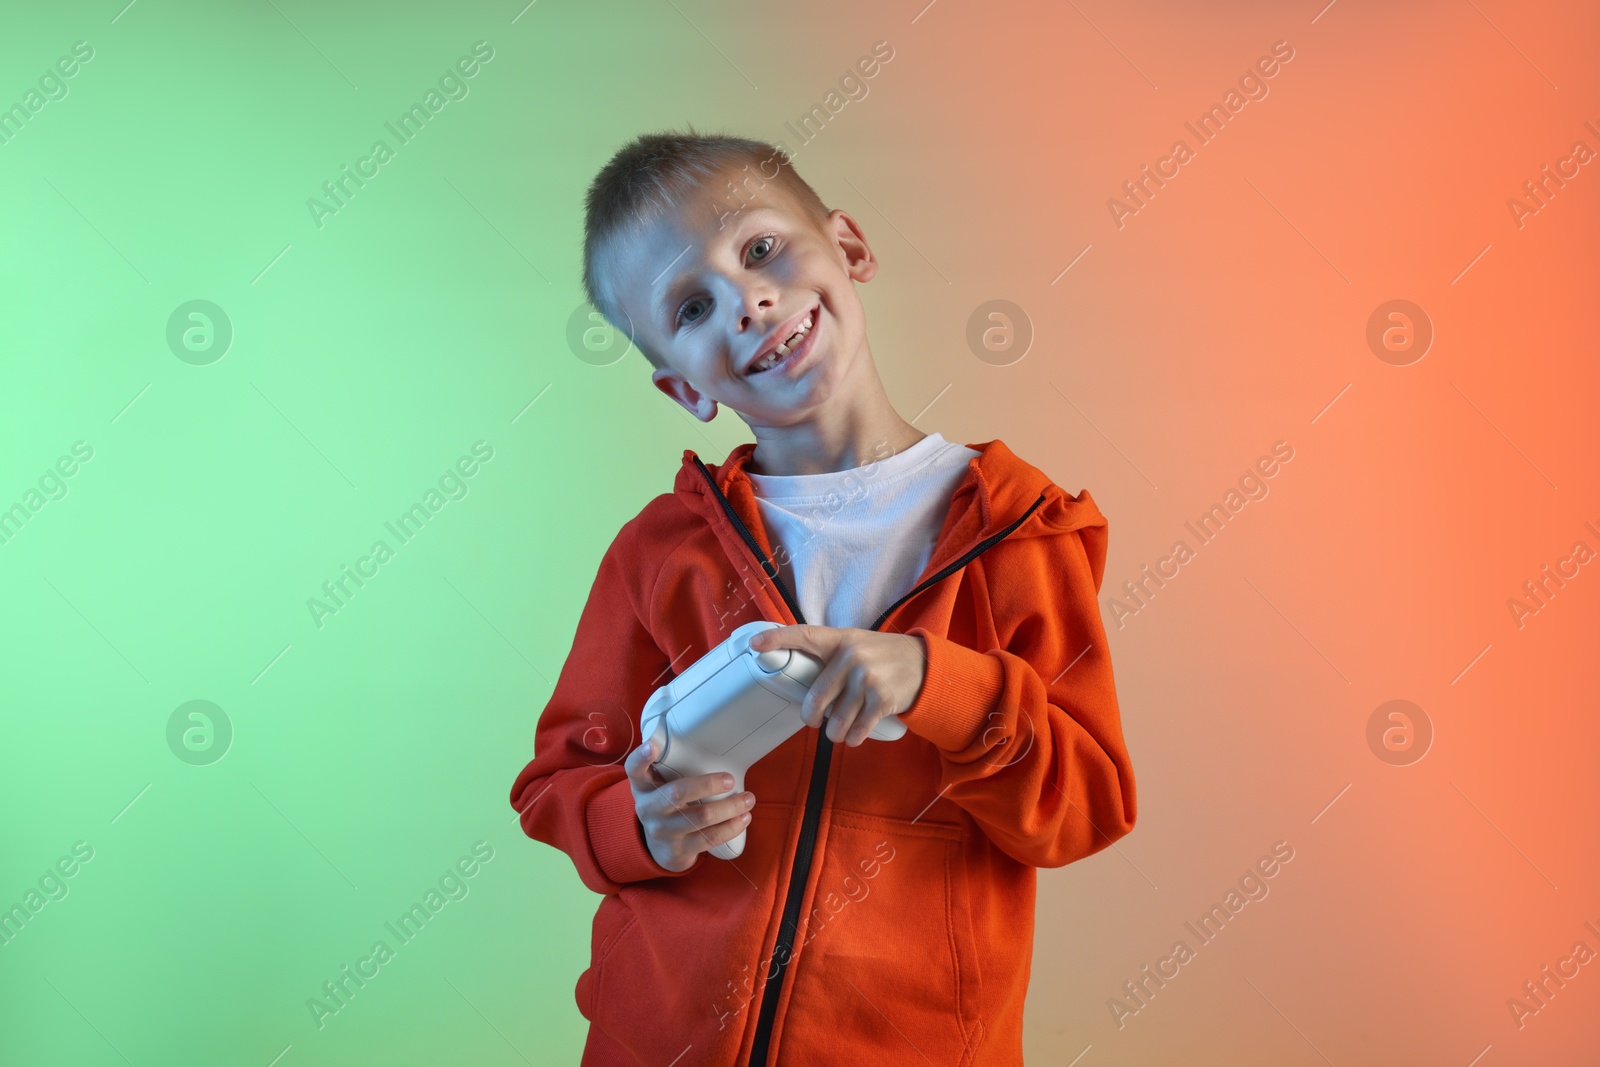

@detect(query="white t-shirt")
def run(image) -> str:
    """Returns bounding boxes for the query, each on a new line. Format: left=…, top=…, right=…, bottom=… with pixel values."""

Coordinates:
left=745, top=432, right=981, bottom=630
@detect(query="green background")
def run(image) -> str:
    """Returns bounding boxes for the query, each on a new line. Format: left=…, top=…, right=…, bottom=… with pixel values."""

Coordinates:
left=0, top=2, right=765, bottom=1063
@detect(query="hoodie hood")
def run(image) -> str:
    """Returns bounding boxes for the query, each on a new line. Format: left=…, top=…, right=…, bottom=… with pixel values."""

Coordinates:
left=673, top=438, right=1110, bottom=594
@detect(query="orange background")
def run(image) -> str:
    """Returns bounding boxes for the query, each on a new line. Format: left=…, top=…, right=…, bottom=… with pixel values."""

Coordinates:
left=727, top=2, right=1600, bottom=1062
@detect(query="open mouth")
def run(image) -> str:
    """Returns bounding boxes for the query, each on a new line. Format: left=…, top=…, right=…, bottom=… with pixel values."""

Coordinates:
left=747, top=306, right=819, bottom=376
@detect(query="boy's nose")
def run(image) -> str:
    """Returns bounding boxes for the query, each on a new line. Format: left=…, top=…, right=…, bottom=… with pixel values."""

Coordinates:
left=734, top=288, right=778, bottom=332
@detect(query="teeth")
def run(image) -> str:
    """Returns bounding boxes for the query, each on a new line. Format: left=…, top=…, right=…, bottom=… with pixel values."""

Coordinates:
left=753, top=312, right=814, bottom=373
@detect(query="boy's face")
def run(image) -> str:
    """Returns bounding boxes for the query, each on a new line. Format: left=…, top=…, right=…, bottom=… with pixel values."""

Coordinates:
left=604, top=167, right=879, bottom=428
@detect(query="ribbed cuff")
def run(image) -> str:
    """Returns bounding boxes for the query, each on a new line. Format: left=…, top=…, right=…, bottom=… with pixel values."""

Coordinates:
left=898, top=628, right=1007, bottom=753
left=586, top=776, right=695, bottom=884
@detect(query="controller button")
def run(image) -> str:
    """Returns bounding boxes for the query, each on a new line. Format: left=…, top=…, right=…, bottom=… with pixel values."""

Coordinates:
left=754, top=648, right=792, bottom=673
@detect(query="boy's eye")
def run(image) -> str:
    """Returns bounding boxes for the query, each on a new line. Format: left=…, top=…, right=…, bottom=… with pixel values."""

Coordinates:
left=750, top=235, right=775, bottom=260
left=678, top=297, right=710, bottom=326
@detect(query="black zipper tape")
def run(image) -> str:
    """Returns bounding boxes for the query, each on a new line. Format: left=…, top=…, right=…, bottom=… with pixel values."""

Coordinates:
left=693, top=455, right=1046, bottom=1066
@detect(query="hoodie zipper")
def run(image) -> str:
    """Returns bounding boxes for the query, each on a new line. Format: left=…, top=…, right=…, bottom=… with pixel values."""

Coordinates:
left=693, top=455, right=1046, bottom=1067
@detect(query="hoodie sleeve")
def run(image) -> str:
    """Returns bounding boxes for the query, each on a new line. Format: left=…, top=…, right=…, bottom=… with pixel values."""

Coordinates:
left=897, top=505, right=1137, bottom=869
left=509, top=517, right=698, bottom=895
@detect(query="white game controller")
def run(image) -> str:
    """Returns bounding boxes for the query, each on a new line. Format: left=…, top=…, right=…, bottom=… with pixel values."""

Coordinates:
left=641, top=620, right=908, bottom=860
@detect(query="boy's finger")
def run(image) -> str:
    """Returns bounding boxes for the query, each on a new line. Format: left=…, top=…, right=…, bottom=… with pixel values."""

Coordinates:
left=826, top=681, right=866, bottom=743
left=845, top=688, right=885, bottom=746
left=660, top=772, right=718, bottom=811
left=830, top=673, right=868, bottom=744
left=752, top=623, right=827, bottom=653
left=801, top=661, right=846, bottom=729
left=624, top=737, right=659, bottom=782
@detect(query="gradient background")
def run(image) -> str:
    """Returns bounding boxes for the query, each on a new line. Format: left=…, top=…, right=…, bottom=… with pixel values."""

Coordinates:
left=2, top=0, right=1596, bottom=1064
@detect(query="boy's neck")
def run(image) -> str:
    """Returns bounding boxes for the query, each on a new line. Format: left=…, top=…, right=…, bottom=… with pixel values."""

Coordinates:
left=744, top=375, right=928, bottom=478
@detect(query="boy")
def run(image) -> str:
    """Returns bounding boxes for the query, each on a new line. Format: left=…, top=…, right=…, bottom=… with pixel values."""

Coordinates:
left=510, top=129, right=1138, bottom=1066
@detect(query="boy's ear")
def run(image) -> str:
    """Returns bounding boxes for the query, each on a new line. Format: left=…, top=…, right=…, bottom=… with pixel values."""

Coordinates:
left=651, top=366, right=718, bottom=422
left=825, top=209, right=878, bottom=283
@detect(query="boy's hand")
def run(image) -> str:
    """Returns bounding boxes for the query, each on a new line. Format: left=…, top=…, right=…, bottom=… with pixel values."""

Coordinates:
left=625, top=738, right=755, bottom=873
left=748, top=625, right=927, bottom=747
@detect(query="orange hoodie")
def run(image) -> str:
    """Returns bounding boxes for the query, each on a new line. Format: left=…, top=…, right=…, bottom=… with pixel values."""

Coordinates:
left=510, top=438, right=1138, bottom=1066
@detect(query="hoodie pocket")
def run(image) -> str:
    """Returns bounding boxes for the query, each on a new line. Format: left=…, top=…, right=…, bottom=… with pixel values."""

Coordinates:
left=781, top=811, right=986, bottom=1065
left=579, top=804, right=795, bottom=1064
left=577, top=894, right=636, bottom=1021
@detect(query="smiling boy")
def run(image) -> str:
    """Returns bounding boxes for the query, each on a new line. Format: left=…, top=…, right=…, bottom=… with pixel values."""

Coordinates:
left=510, top=129, right=1138, bottom=1066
